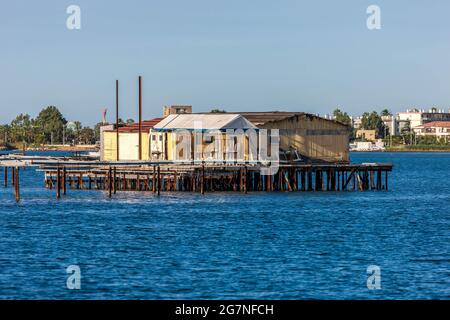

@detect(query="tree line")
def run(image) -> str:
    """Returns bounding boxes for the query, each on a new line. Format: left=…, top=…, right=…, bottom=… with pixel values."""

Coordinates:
left=0, top=106, right=105, bottom=148
left=333, top=108, right=392, bottom=139
left=333, top=108, right=449, bottom=146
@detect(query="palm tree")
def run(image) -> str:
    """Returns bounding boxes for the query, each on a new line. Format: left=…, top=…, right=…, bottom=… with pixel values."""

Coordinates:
left=381, top=109, right=392, bottom=117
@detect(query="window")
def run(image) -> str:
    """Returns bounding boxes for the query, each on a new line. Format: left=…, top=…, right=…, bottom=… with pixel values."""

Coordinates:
left=152, top=135, right=156, bottom=141
left=159, top=135, right=163, bottom=141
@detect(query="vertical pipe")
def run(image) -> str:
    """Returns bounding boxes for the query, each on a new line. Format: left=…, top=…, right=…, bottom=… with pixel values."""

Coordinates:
left=63, top=167, right=66, bottom=195
left=201, top=164, right=205, bottom=195
left=301, top=170, right=306, bottom=192
left=113, top=167, right=117, bottom=194
left=12, top=167, right=15, bottom=186
left=152, top=165, right=156, bottom=193
left=307, top=169, right=313, bottom=191
left=138, top=76, right=142, bottom=161
left=116, top=80, right=120, bottom=161
left=4, top=167, right=7, bottom=188
left=157, top=165, right=161, bottom=196
left=56, top=167, right=61, bottom=199
left=244, top=166, right=248, bottom=194
left=385, top=171, right=388, bottom=190
left=108, top=166, right=112, bottom=198
left=14, top=167, right=20, bottom=203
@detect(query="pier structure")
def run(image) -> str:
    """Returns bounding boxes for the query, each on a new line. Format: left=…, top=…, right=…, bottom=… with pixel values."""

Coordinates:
left=1, top=155, right=393, bottom=201
left=39, top=161, right=392, bottom=197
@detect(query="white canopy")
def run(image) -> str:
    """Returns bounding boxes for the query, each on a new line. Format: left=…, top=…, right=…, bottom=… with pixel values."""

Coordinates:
left=153, top=114, right=257, bottom=131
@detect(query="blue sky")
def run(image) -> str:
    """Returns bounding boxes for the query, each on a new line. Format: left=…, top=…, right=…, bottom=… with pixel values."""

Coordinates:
left=1, top=0, right=450, bottom=125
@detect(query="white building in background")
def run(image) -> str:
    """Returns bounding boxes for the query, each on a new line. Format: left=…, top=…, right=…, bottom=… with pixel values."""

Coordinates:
left=381, top=115, right=397, bottom=136
left=349, top=140, right=385, bottom=151
left=413, top=121, right=450, bottom=141
left=352, top=116, right=363, bottom=130
left=397, top=108, right=450, bottom=133
left=351, top=108, right=450, bottom=136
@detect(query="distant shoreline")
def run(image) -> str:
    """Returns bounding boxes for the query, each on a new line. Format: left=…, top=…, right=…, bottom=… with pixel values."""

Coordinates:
left=352, top=149, right=450, bottom=153
left=1, top=145, right=98, bottom=152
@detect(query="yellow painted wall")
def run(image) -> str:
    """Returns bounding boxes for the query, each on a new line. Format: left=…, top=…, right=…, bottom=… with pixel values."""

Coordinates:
left=160, top=131, right=249, bottom=161
left=102, top=131, right=149, bottom=161
left=103, top=131, right=117, bottom=161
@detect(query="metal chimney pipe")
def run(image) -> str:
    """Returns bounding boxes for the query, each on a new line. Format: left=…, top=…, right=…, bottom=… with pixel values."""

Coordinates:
left=138, top=76, right=142, bottom=161
left=116, top=80, right=119, bottom=161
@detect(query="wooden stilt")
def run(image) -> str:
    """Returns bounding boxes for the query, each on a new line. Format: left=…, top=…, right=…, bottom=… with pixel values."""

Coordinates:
left=201, top=164, right=205, bottom=195
left=157, top=165, right=161, bottom=196
left=108, top=167, right=112, bottom=198
left=152, top=166, right=156, bottom=193
left=14, top=167, right=20, bottom=203
left=56, top=167, right=61, bottom=199
left=63, top=167, right=66, bottom=195
left=244, top=166, right=248, bottom=194
left=113, top=167, right=117, bottom=194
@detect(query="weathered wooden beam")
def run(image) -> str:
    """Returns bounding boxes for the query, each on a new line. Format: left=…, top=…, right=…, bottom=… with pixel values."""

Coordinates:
left=201, top=164, right=205, bottom=195
left=343, top=169, right=356, bottom=190
left=108, top=166, right=112, bottom=198
left=63, top=167, right=66, bottom=195
left=56, top=167, right=61, bottom=199
left=157, top=165, right=161, bottom=196
left=14, top=167, right=20, bottom=203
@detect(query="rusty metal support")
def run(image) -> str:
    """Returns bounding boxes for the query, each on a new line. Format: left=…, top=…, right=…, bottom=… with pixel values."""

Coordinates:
left=201, top=164, right=205, bottom=195
left=56, top=167, right=61, bottom=199
left=4, top=167, right=7, bottom=188
left=138, top=76, right=142, bottom=161
left=63, top=167, right=66, bottom=195
left=116, top=79, right=120, bottom=161
left=14, top=167, right=20, bottom=203
left=108, top=166, right=112, bottom=198
left=113, top=167, right=117, bottom=194
left=157, top=165, right=161, bottom=196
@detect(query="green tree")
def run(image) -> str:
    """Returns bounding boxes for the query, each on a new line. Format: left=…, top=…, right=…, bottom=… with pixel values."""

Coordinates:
left=0, top=125, right=11, bottom=145
left=381, top=109, right=392, bottom=117
left=10, top=114, right=32, bottom=145
left=360, top=111, right=386, bottom=138
left=93, top=122, right=105, bottom=142
left=401, top=120, right=411, bottom=134
left=73, top=121, right=82, bottom=144
left=400, top=120, right=412, bottom=144
left=210, top=109, right=226, bottom=113
left=35, top=106, right=67, bottom=144
left=332, top=108, right=351, bottom=126
left=126, top=119, right=135, bottom=124
left=79, top=127, right=95, bottom=144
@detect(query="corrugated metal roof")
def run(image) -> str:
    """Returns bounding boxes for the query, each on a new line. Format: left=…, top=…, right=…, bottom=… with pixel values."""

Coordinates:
left=104, top=118, right=164, bottom=133
left=229, top=112, right=348, bottom=127
left=153, top=114, right=256, bottom=130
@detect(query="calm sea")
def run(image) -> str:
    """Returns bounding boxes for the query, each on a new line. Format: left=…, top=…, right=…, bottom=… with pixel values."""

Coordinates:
left=0, top=151, right=449, bottom=299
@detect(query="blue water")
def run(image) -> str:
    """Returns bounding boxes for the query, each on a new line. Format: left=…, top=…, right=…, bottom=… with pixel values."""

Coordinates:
left=0, top=151, right=449, bottom=299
